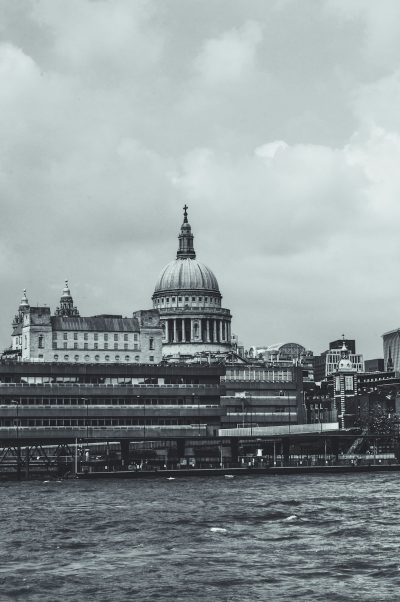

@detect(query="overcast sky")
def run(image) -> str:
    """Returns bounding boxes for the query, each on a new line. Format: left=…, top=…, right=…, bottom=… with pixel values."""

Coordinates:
left=1, top=0, right=400, bottom=358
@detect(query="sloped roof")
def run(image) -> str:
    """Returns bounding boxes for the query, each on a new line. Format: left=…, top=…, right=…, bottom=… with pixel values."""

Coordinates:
left=50, top=316, right=140, bottom=332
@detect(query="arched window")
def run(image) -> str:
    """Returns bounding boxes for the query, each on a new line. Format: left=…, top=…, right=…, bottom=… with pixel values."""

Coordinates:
left=95, top=355, right=100, bottom=362
left=54, top=354, right=59, bottom=361
left=115, top=355, right=120, bottom=362
left=64, top=355, right=69, bottom=361
left=74, top=355, right=79, bottom=362
left=125, top=355, right=130, bottom=362
left=105, top=355, right=110, bottom=362
left=85, top=355, right=90, bottom=362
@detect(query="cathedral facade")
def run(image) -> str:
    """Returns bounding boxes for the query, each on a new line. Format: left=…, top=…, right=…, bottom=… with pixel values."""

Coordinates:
left=152, top=207, right=232, bottom=356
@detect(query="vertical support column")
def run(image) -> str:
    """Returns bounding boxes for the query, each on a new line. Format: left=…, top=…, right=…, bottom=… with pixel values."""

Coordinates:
left=181, top=319, right=186, bottom=342
left=120, top=440, right=130, bottom=469
left=198, top=319, right=203, bottom=342
left=173, top=319, right=177, bottom=343
left=213, top=320, right=217, bottom=342
left=230, top=438, right=239, bottom=465
left=219, top=320, right=223, bottom=342
left=206, top=320, right=210, bottom=342
left=25, top=445, right=30, bottom=480
left=165, top=321, right=169, bottom=343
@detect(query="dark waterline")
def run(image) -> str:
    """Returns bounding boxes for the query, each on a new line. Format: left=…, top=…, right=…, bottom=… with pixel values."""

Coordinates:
left=1, top=473, right=399, bottom=601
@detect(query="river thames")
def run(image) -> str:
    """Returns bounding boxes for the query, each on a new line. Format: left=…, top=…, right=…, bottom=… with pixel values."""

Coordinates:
left=1, top=472, right=399, bottom=601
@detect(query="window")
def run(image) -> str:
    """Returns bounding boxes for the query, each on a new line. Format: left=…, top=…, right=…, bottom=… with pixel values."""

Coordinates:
left=149, top=356, right=154, bottom=362
left=105, top=355, right=110, bottom=362
left=94, top=343, right=98, bottom=350
left=178, top=297, right=182, bottom=302
left=166, top=298, right=169, bottom=302
left=135, top=355, right=140, bottom=362
left=84, top=333, right=88, bottom=340
left=125, top=355, right=130, bottom=362
left=85, top=355, right=90, bottom=362
left=104, top=333, right=108, bottom=341
left=63, top=333, right=68, bottom=340
left=94, top=333, right=98, bottom=341
left=64, top=342, right=68, bottom=350
left=134, top=334, right=138, bottom=341
left=84, top=343, right=88, bottom=350
left=134, top=344, right=139, bottom=351
left=114, top=343, right=118, bottom=350
left=205, top=297, right=208, bottom=302
left=54, top=355, right=59, bottom=361
left=37, top=335, right=43, bottom=348
left=172, top=297, right=175, bottom=302
left=74, top=343, right=78, bottom=350
left=192, top=297, right=195, bottom=301
left=64, top=355, right=69, bottom=361
left=52, top=332, right=57, bottom=340
left=124, top=343, right=128, bottom=350
left=345, top=376, right=354, bottom=391
left=114, top=334, right=118, bottom=341
left=149, top=338, right=154, bottom=350
left=104, top=343, right=108, bottom=350
left=124, top=334, right=128, bottom=341
left=95, top=355, right=100, bottom=362
left=74, top=355, right=79, bottom=362
left=52, top=342, right=57, bottom=350
left=185, top=297, right=189, bottom=302
left=115, top=355, right=120, bottom=362
left=74, top=333, right=78, bottom=340
left=199, top=297, right=202, bottom=301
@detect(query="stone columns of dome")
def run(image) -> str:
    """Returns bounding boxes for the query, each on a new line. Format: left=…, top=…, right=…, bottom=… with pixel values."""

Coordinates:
left=213, top=320, right=217, bottom=342
left=165, top=321, right=169, bottom=342
left=173, top=319, right=177, bottom=343
left=219, top=320, right=223, bottom=342
left=206, top=320, right=210, bottom=343
left=190, top=319, right=194, bottom=342
left=181, top=319, right=186, bottom=342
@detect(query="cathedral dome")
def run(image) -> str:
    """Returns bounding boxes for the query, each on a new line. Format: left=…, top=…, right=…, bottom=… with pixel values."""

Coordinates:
left=154, top=258, right=220, bottom=295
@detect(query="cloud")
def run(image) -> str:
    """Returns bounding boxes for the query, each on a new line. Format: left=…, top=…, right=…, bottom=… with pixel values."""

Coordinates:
left=1, top=1, right=400, bottom=359
left=194, top=20, right=263, bottom=85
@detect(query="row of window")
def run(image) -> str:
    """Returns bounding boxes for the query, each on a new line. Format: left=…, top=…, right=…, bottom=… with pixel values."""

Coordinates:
left=1, top=397, right=213, bottom=406
left=54, top=343, right=140, bottom=351
left=52, top=354, right=154, bottom=362
left=155, top=296, right=220, bottom=305
left=55, top=333, right=139, bottom=341
left=2, top=418, right=200, bottom=427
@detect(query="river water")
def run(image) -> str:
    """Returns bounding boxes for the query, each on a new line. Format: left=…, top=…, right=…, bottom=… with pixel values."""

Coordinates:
left=1, top=473, right=399, bottom=601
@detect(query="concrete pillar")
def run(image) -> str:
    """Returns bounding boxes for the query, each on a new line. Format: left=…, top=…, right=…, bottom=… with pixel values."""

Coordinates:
left=182, top=319, right=186, bottom=342
left=213, top=320, right=217, bottom=342
left=230, top=437, right=239, bottom=464
left=282, top=439, right=290, bottom=466
left=219, top=320, right=223, bottom=342
left=190, top=319, right=194, bottom=342
left=206, top=320, right=210, bottom=342
left=173, top=319, right=177, bottom=343
left=120, top=440, right=130, bottom=468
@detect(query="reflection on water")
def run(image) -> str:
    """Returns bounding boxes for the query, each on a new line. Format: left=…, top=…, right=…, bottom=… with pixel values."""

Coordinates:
left=1, top=473, right=400, bottom=601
